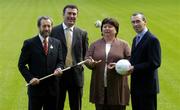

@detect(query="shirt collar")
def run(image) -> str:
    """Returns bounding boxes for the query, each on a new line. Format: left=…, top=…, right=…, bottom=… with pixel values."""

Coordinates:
left=137, top=27, right=148, bottom=38
left=39, top=34, right=49, bottom=43
left=62, top=23, right=74, bottom=31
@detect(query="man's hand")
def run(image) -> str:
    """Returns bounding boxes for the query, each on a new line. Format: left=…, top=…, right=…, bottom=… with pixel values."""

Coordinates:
left=29, top=78, right=40, bottom=86
left=125, top=66, right=134, bottom=76
left=53, top=68, right=63, bottom=77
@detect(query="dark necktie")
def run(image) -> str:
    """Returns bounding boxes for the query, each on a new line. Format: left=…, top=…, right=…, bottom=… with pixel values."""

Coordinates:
left=43, top=37, right=48, bottom=55
left=135, top=35, right=141, bottom=46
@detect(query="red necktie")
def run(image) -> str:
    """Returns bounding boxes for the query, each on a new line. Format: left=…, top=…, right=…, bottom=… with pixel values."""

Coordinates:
left=43, top=38, right=48, bottom=55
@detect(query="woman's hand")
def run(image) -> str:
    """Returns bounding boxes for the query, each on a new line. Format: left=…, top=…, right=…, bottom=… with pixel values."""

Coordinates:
left=107, top=62, right=116, bottom=69
left=86, top=56, right=102, bottom=65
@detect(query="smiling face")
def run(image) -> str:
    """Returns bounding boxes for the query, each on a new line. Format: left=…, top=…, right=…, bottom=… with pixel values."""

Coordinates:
left=63, top=8, right=78, bottom=27
left=131, top=14, right=146, bottom=33
left=101, top=18, right=119, bottom=38
left=102, top=23, right=117, bottom=38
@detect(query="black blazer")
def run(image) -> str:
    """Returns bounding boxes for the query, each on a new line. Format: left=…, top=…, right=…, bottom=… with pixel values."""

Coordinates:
left=18, top=35, right=64, bottom=96
left=130, top=31, right=161, bottom=95
left=51, top=24, right=88, bottom=87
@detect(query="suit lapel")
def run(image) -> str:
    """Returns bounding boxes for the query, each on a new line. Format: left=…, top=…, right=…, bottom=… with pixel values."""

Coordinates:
left=48, top=37, right=53, bottom=55
left=72, top=27, right=78, bottom=49
left=132, top=31, right=149, bottom=52
left=58, top=25, right=67, bottom=49
left=34, top=36, right=44, bottom=54
left=132, top=37, right=136, bottom=52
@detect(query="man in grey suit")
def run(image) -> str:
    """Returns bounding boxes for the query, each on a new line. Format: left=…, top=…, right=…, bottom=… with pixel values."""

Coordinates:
left=18, top=16, right=64, bottom=110
left=51, top=4, right=88, bottom=110
left=129, top=12, right=161, bottom=110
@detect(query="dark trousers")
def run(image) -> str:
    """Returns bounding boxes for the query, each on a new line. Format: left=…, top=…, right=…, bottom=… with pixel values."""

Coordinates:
left=57, top=70, right=83, bottom=110
left=28, top=95, right=57, bottom=110
left=131, top=93, right=157, bottom=110
left=95, top=104, right=126, bottom=110
left=57, top=85, right=82, bottom=110
left=95, top=88, right=126, bottom=110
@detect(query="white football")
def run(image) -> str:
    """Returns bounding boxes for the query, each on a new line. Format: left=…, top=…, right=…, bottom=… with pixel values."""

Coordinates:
left=115, top=59, right=131, bottom=75
left=95, top=20, right=101, bottom=28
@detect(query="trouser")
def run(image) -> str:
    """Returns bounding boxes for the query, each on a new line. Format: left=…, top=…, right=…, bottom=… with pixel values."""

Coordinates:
left=57, top=84, right=83, bottom=110
left=131, top=93, right=157, bottom=110
left=95, top=87, right=126, bottom=110
left=95, top=104, right=126, bottom=110
left=28, top=95, right=57, bottom=110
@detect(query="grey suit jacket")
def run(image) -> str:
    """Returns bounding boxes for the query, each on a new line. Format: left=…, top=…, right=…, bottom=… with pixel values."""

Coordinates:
left=51, top=24, right=88, bottom=87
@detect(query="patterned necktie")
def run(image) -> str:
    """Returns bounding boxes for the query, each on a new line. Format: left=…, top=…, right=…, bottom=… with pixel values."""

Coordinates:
left=43, top=37, right=48, bottom=55
left=135, top=35, right=141, bottom=46
left=65, top=28, right=72, bottom=66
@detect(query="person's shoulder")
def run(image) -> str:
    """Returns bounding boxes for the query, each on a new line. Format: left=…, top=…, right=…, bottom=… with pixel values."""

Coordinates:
left=90, top=38, right=104, bottom=45
left=51, top=24, right=63, bottom=37
left=52, top=24, right=63, bottom=31
left=50, top=37, right=60, bottom=43
left=74, top=26, right=88, bottom=39
left=146, top=31, right=159, bottom=41
left=116, top=38, right=129, bottom=45
left=146, top=31, right=160, bottom=45
left=24, top=35, right=38, bottom=43
left=22, top=35, right=38, bottom=47
left=117, top=38, right=127, bottom=43
left=74, top=26, right=87, bottom=33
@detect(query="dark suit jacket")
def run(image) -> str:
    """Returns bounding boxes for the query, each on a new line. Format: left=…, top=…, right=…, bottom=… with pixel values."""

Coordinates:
left=51, top=24, right=88, bottom=87
left=130, top=31, right=161, bottom=95
left=18, top=35, right=64, bottom=96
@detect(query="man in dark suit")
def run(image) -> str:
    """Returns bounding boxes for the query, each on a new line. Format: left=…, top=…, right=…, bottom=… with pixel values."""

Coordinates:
left=51, top=4, right=88, bottom=110
left=18, top=16, right=64, bottom=110
left=129, top=12, right=161, bottom=110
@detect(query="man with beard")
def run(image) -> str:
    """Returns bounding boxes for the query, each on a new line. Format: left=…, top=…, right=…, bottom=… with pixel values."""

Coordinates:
left=51, top=4, right=88, bottom=110
left=18, top=16, right=64, bottom=110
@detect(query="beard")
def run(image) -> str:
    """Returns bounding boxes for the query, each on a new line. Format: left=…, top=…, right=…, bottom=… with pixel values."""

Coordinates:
left=40, top=30, right=50, bottom=38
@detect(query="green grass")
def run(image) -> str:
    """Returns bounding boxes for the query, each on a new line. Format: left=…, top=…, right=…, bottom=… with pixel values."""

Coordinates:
left=0, top=0, right=180, bottom=110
